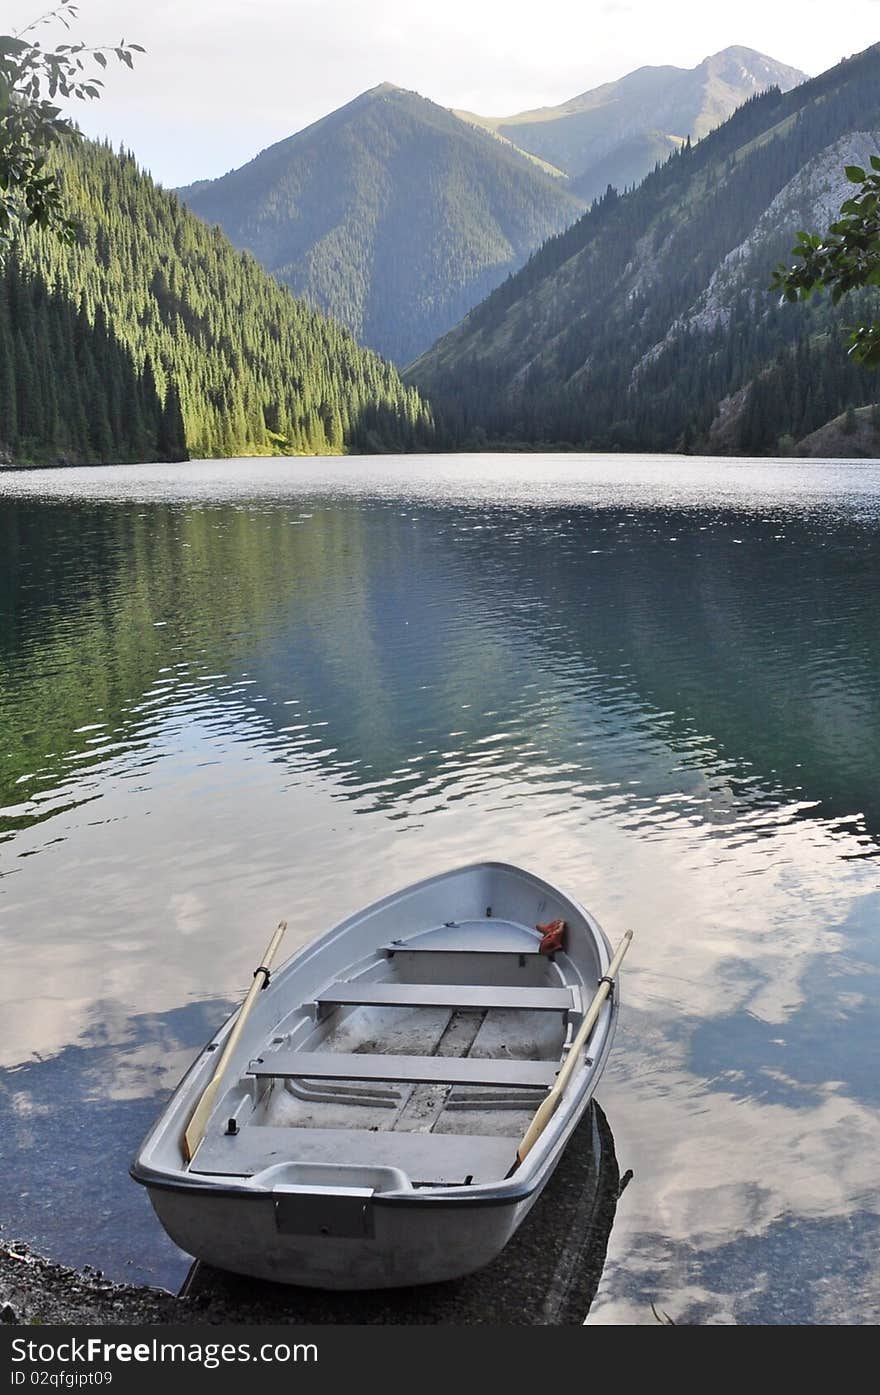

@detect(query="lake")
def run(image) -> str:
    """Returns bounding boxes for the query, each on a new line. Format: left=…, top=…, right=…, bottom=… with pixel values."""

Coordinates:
left=1, top=454, right=879, bottom=1323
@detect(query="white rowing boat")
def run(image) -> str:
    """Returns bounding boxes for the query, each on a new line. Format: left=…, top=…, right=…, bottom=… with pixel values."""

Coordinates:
left=131, top=862, right=629, bottom=1289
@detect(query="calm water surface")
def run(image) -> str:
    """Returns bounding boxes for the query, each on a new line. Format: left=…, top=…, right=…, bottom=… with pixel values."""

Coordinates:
left=1, top=455, right=878, bottom=1323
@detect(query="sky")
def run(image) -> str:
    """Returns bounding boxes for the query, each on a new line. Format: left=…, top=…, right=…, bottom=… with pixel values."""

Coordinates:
left=7, top=1, right=880, bottom=187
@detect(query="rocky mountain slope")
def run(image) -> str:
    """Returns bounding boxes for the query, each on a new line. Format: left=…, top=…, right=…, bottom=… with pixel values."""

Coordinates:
left=408, top=46, right=880, bottom=456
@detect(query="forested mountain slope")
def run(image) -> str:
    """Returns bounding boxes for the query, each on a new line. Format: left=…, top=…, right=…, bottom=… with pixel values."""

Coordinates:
left=457, top=47, right=806, bottom=205
left=0, top=141, right=434, bottom=466
left=408, top=46, right=880, bottom=455
left=178, top=84, right=586, bottom=364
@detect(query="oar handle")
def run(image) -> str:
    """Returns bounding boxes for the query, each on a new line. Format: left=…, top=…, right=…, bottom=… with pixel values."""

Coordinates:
left=516, top=929, right=632, bottom=1165
left=182, top=920, right=287, bottom=1162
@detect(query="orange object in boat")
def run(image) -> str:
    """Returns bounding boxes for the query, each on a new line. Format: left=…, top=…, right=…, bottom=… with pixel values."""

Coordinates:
left=537, top=918, right=566, bottom=954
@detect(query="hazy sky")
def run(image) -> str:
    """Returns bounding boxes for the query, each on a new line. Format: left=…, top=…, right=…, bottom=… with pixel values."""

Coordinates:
left=7, top=1, right=880, bottom=186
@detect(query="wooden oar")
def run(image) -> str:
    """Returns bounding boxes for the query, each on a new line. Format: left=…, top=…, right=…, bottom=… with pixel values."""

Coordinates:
left=182, top=920, right=287, bottom=1162
left=515, top=929, right=632, bottom=1166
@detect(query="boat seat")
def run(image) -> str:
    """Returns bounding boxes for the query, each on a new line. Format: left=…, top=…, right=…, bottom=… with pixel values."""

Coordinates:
left=191, top=1125, right=518, bottom=1185
left=381, top=921, right=545, bottom=960
left=315, top=982, right=573, bottom=1016
left=382, top=942, right=544, bottom=957
left=247, top=1050, right=558, bottom=1089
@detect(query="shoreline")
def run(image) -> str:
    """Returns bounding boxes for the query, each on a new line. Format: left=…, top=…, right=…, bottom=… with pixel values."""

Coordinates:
left=0, top=1241, right=186, bottom=1325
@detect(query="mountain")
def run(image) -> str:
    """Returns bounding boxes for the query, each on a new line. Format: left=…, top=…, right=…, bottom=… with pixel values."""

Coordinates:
left=177, top=84, right=586, bottom=365
left=407, top=46, right=880, bottom=456
left=456, top=47, right=807, bottom=204
left=0, top=140, right=434, bottom=466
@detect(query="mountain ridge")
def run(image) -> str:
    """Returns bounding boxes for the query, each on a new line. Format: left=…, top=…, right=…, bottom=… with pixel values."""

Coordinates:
left=178, top=84, right=586, bottom=364
left=455, top=46, right=808, bottom=202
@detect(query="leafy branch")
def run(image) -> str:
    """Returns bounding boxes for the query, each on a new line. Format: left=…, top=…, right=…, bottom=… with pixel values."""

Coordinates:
left=771, top=157, right=880, bottom=367
left=0, top=2, right=143, bottom=258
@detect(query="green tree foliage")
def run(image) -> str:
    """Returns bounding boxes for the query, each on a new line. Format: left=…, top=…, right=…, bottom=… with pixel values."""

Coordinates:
left=409, top=45, right=880, bottom=454
left=0, top=255, right=184, bottom=463
left=736, top=327, right=876, bottom=453
left=772, top=157, right=880, bottom=366
left=0, top=139, right=435, bottom=463
left=0, top=3, right=142, bottom=260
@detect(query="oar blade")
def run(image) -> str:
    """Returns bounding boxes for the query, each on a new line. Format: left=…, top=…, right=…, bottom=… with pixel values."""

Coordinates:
left=180, top=920, right=288, bottom=1163
left=182, top=1080, right=220, bottom=1162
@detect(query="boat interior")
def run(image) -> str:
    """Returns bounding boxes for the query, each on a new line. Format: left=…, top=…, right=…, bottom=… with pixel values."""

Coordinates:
left=190, top=915, right=593, bottom=1190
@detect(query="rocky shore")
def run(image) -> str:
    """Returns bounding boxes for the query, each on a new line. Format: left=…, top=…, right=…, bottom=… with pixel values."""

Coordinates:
left=1, top=1241, right=182, bottom=1325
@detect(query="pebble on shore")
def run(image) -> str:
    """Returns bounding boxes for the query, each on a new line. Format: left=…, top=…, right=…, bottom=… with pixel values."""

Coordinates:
left=0, top=1241, right=193, bottom=1325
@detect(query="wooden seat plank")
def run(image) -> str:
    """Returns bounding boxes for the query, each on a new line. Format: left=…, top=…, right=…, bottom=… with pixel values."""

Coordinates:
left=316, top=982, right=572, bottom=1013
left=247, top=1050, right=557, bottom=1089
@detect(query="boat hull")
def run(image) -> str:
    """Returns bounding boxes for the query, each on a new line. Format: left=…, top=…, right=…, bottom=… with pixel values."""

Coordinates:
left=147, top=1181, right=546, bottom=1289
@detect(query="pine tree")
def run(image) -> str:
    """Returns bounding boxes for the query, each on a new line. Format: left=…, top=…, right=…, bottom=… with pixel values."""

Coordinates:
left=0, top=326, right=17, bottom=450
left=158, top=380, right=187, bottom=461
